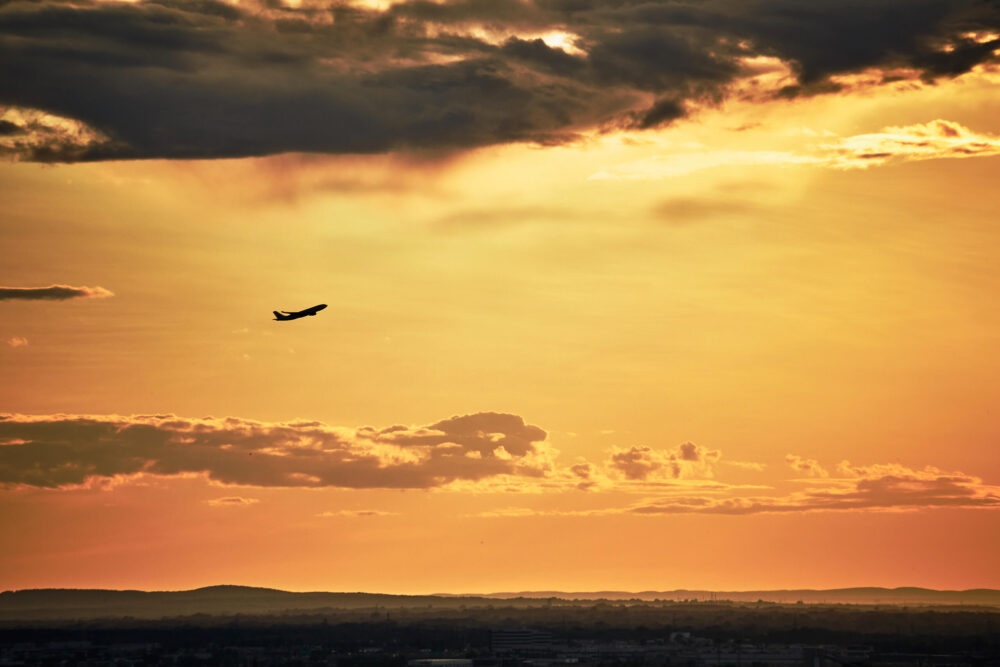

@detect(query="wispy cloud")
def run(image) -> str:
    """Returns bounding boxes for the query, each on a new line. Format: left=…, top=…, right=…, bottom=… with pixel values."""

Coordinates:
left=818, top=120, right=1000, bottom=168
left=786, top=454, right=828, bottom=478
left=318, top=509, right=399, bottom=518
left=0, top=285, right=113, bottom=301
left=207, top=496, right=259, bottom=507
left=6, top=337, right=28, bottom=348
left=591, top=120, right=1000, bottom=179
left=590, top=150, right=817, bottom=180
left=478, top=462, right=1000, bottom=517
left=722, top=460, right=768, bottom=472
left=629, top=463, right=1000, bottom=514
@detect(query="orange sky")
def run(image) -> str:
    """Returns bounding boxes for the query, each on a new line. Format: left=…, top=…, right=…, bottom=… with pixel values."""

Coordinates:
left=2, top=0, right=1000, bottom=593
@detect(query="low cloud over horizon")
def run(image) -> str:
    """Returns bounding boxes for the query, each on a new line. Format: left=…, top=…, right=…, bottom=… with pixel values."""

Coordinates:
left=2, top=412, right=996, bottom=519
left=0, top=285, right=114, bottom=301
left=0, top=412, right=552, bottom=490
left=1, top=0, right=998, bottom=161
left=478, top=462, right=1000, bottom=517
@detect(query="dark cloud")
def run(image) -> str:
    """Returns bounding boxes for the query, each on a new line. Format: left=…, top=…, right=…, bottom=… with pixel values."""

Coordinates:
left=0, top=285, right=113, bottom=300
left=2, top=0, right=997, bottom=161
left=631, top=97, right=686, bottom=130
left=0, top=412, right=549, bottom=490
left=0, top=119, right=22, bottom=136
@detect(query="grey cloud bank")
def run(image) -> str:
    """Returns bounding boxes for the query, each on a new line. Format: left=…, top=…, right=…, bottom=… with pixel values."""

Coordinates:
left=1, top=0, right=998, bottom=161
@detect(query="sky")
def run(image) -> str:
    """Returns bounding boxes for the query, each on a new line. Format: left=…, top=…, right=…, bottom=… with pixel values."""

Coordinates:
left=2, top=0, right=1000, bottom=594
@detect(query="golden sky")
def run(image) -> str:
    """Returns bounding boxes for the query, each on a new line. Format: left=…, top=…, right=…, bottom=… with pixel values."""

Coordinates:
left=1, top=0, right=999, bottom=593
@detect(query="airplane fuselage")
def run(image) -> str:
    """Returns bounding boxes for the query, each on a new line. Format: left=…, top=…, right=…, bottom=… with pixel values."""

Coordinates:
left=273, top=304, right=327, bottom=321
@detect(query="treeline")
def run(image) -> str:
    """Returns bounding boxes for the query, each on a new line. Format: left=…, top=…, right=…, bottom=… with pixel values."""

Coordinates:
left=4, top=587, right=999, bottom=622
left=2, top=602, right=998, bottom=653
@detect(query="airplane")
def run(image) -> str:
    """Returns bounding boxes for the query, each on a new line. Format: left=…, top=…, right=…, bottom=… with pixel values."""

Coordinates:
left=273, top=304, right=327, bottom=321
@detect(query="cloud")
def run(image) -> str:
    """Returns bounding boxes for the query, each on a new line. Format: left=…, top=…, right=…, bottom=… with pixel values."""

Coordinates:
left=207, top=496, right=259, bottom=507
left=817, top=119, right=1000, bottom=168
left=0, top=285, right=114, bottom=301
left=1, top=0, right=998, bottom=161
left=361, top=412, right=547, bottom=458
left=0, top=412, right=550, bottom=490
left=0, top=108, right=117, bottom=162
left=6, top=337, right=28, bottom=348
left=786, top=454, right=828, bottom=478
left=592, top=120, right=1000, bottom=179
left=318, top=509, right=398, bottom=518
left=627, top=462, right=1000, bottom=515
left=477, top=461, right=1000, bottom=518
left=608, top=442, right=721, bottom=482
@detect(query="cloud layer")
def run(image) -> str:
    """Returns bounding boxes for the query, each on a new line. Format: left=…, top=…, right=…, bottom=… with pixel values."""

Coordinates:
left=0, top=412, right=550, bottom=489
left=479, top=462, right=1000, bottom=517
left=0, top=285, right=114, bottom=301
left=627, top=463, right=1000, bottom=515
left=1, top=0, right=998, bottom=161
left=591, top=120, right=1000, bottom=179
left=3, top=413, right=996, bottom=517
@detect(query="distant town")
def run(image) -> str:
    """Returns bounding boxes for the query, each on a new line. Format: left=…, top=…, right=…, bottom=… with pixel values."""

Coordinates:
left=1, top=587, right=997, bottom=666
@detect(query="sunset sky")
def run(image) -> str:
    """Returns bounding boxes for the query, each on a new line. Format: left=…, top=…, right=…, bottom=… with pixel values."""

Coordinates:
left=2, top=0, right=1000, bottom=594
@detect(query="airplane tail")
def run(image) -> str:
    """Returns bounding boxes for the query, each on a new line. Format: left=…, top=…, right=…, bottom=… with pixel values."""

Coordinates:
left=273, top=310, right=286, bottom=320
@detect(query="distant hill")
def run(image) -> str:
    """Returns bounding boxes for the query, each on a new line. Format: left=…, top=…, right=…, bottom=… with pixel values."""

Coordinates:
left=1, top=585, right=998, bottom=621
left=0, top=586, right=494, bottom=621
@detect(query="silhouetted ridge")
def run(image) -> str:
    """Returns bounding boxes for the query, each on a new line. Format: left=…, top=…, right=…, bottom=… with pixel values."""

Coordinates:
left=1, top=586, right=998, bottom=621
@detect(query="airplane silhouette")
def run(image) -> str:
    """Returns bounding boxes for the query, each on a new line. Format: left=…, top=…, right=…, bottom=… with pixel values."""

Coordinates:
left=273, top=304, right=327, bottom=321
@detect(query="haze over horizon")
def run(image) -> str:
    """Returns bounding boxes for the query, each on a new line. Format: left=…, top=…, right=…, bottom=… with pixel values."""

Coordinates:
left=2, top=0, right=999, bottom=595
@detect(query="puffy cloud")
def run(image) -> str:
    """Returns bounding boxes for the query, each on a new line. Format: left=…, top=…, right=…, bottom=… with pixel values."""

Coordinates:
left=0, top=285, right=114, bottom=301
left=786, top=454, right=828, bottom=478
left=568, top=460, right=596, bottom=490
left=0, top=412, right=549, bottom=490
left=608, top=442, right=721, bottom=482
left=6, top=337, right=28, bottom=348
left=1, top=0, right=998, bottom=161
left=362, top=412, right=546, bottom=458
